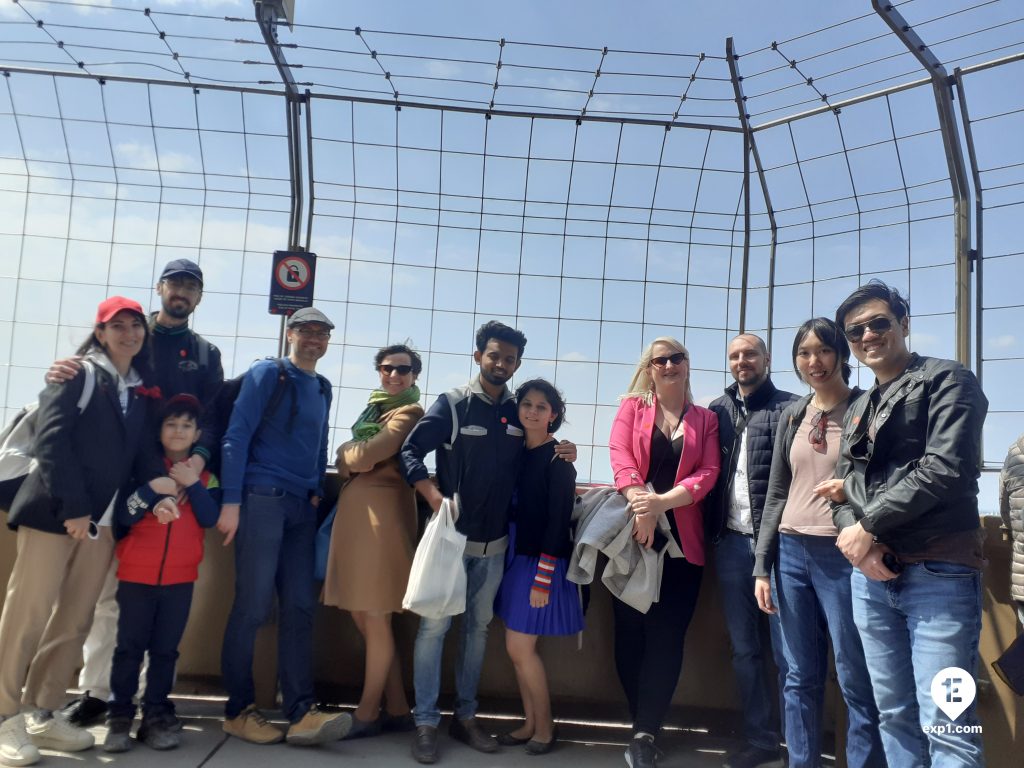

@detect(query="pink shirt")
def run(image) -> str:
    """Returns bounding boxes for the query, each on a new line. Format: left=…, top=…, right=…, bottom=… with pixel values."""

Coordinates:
left=608, top=395, right=721, bottom=565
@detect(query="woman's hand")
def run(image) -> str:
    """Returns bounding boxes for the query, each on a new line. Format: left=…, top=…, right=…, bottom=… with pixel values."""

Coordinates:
left=64, top=516, right=91, bottom=540
left=632, top=510, right=658, bottom=549
left=836, top=521, right=874, bottom=566
left=630, top=490, right=668, bottom=517
left=554, top=440, right=577, bottom=463
left=529, top=587, right=550, bottom=609
left=754, top=576, right=776, bottom=614
left=153, top=498, right=180, bottom=524
left=812, top=478, right=846, bottom=503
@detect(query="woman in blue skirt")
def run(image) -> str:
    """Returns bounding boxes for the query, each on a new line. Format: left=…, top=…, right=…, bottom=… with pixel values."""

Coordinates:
left=494, top=378, right=582, bottom=755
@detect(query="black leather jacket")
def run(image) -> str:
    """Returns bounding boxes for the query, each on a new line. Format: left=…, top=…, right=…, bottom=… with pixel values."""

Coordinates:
left=831, top=354, right=988, bottom=555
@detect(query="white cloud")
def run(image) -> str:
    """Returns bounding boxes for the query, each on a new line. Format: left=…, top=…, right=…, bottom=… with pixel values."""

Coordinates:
left=990, top=334, right=1017, bottom=349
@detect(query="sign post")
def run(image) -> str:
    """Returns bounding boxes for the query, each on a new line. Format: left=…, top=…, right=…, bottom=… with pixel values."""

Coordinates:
left=269, top=250, right=317, bottom=316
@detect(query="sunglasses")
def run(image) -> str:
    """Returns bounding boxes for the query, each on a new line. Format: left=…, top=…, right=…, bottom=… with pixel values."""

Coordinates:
left=844, top=316, right=894, bottom=342
left=379, top=364, right=413, bottom=376
left=651, top=352, right=687, bottom=368
left=808, top=410, right=829, bottom=454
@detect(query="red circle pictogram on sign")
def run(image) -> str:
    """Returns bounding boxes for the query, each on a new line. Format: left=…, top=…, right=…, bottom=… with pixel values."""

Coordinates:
left=275, top=256, right=311, bottom=291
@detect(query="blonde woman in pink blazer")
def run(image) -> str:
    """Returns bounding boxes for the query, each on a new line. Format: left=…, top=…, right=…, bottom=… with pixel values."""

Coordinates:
left=607, top=336, right=720, bottom=768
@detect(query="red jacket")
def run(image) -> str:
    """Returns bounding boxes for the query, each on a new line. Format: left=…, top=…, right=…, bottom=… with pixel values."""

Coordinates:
left=608, top=395, right=721, bottom=565
left=116, top=461, right=218, bottom=586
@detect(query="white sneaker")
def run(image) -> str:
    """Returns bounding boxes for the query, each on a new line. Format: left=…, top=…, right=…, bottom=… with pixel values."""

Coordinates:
left=0, top=715, right=40, bottom=767
left=25, top=711, right=93, bottom=752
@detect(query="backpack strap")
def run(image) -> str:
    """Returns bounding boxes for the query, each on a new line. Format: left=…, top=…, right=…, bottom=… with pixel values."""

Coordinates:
left=251, top=358, right=291, bottom=445
left=76, top=359, right=96, bottom=413
left=442, top=387, right=471, bottom=450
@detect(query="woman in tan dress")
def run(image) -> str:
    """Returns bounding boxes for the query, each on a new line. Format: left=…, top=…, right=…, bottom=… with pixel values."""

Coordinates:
left=322, top=344, right=424, bottom=738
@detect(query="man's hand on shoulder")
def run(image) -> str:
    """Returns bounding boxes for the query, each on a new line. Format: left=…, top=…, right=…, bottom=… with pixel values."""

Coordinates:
left=554, top=439, right=577, bottom=463
left=45, top=356, right=83, bottom=385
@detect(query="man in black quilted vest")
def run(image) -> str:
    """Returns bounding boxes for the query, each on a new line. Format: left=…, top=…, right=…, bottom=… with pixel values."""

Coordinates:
left=708, top=334, right=797, bottom=768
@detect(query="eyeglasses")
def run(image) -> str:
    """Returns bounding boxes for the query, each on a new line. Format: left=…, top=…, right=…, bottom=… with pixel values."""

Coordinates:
left=378, top=364, right=413, bottom=376
left=295, top=327, right=331, bottom=340
left=162, top=277, right=202, bottom=295
left=844, top=316, right=894, bottom=342
left=808, top=410, right=829, bottom=453
left=651, top=352, right=688, bottom=368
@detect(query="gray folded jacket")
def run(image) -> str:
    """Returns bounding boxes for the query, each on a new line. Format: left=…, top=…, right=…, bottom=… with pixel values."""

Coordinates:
left=567, top=486, right=682, bottom=614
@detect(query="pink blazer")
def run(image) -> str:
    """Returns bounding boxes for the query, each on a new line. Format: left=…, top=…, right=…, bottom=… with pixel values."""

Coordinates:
left=608, top=395, right=721, bottom=565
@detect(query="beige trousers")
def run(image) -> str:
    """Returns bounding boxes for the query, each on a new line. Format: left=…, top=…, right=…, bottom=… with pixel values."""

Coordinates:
left=0, top=525, right=115, bottom=716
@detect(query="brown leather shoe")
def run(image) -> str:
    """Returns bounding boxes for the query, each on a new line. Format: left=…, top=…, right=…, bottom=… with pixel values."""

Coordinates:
left=448, top=717, right=498, bottom=753
left=412, top=725, right=438, bottom=764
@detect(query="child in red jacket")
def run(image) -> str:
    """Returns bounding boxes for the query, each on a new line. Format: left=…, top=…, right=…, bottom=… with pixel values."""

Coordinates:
left=103, top=394, right=219, bottom=753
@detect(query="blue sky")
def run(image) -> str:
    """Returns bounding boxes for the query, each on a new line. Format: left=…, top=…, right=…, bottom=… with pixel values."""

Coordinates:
left=1, top=0, right=1022, bottom=507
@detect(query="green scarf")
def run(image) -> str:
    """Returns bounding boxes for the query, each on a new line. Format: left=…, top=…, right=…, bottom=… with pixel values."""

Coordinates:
left=351, top=385, right=421, bottom=441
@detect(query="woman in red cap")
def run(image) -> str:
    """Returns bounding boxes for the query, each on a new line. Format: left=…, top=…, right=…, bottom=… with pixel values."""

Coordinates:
left=0, top=296, right=174, bottom=766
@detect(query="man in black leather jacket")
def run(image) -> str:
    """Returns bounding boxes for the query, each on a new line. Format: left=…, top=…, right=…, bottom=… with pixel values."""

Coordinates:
left=830, top=280, right=987, bottom=768
left=708, top=334, right=797, bottom=768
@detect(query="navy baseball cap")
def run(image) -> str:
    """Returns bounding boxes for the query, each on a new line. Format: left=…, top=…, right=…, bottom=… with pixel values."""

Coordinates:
left=160, top=258, right=204, bottom=286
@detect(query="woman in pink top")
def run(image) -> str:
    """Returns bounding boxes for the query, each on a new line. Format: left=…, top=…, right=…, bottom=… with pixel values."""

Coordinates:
left=607, top=337, right=720, bottom=768
left=752, top=318, right=882, bottom=768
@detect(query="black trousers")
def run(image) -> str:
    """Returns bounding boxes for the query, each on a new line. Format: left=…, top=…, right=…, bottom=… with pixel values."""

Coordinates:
left=612, top=555, right=703, bottom=736
left=109, top=580, right=193, bottom=720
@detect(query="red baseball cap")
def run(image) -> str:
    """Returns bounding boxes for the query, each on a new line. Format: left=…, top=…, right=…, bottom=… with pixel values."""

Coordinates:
left=96, top=296, right=146, bottom=325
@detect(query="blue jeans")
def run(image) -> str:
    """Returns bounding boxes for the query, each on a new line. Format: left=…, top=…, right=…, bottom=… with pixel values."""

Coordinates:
left=775, top=535, right=883, bottom=768
left=852, top=562, right=984, bottom=768
left=221, top=488, right=318, bottom=723
left=413, top=551, right=505, bottom=726
left=715, top=529, right=787, bottom=751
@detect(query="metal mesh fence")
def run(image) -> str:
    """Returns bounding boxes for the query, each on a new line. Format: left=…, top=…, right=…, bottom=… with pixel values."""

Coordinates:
left=1, top=0, right=1022, bottom=499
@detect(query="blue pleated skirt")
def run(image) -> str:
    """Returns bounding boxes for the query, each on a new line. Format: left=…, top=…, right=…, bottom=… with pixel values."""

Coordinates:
left=494, top=523, right=584, bottom=637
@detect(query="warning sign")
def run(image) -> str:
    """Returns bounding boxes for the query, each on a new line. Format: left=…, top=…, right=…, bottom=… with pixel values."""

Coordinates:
left=269, top=250, right=317, bottom=315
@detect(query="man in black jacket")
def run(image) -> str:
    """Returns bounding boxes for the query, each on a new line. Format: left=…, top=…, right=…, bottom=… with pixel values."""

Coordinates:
left=708, top=334, right=797, bottom=768
left=53, top=259, right=224, bottom=726
left=830, top=281, right=987, bottom=767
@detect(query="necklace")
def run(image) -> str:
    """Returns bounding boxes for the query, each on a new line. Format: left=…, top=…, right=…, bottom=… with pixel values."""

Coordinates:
left=658, top=402, right=687, bottom=439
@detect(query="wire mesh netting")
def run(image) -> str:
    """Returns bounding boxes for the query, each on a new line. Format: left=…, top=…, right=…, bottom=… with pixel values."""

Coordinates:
left=1, top=0, right=1022, bottom=500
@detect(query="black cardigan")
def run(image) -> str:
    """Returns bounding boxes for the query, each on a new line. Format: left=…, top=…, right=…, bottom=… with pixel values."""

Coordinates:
left=8, top=359, right=164, bottom=534
left=752, top=388, right=863, bottom=578
left=512, top=440, right=577, bottom=559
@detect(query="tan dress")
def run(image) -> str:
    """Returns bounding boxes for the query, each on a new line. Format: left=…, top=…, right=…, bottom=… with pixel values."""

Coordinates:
left=322, top=403, right=424, bottom=613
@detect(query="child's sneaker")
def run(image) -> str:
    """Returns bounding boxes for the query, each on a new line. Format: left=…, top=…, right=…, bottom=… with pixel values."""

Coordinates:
left=0, top=715, right=40, bottom=766
left=25, top=711, right=93, bottom=752
left=102, top=718, right=133, bottom=753
left=137, top=717, right=180, bottom=751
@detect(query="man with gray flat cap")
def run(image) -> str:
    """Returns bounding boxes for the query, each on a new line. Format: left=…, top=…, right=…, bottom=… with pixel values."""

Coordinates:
left=217, top=306, right=349, bottom=747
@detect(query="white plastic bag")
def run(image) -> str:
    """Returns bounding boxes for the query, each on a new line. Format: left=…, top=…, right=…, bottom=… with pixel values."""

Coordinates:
left=402, top=498, right=468, bottom=619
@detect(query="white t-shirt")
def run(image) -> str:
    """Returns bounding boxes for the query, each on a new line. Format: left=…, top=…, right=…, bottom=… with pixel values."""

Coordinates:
left=727, top=414, right=753, bottom=534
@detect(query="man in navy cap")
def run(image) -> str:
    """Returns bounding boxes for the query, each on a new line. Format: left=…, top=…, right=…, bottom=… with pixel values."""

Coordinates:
left=52, top=258, right=224, bottom=727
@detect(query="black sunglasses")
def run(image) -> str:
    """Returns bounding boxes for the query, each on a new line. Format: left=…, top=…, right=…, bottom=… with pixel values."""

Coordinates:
left=844, top=316, right=894, bottom=342
left=651, top=352, right=687, bottom=368
left=379, top=364, right=413, bottom=376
